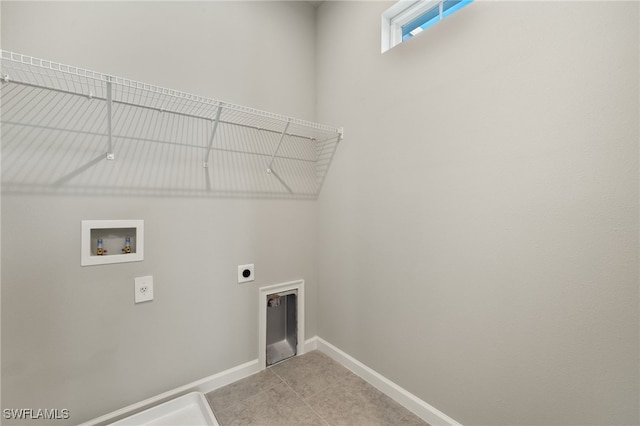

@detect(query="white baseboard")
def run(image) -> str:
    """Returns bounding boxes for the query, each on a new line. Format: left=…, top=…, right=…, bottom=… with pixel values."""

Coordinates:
left=81, top=336, right=459, bottom=426
left=312, top=336, right=462, bottom=426
left=304, top=336, right=318, bottom=352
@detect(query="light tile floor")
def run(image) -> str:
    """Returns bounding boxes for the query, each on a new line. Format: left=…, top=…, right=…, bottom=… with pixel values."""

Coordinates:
left=205, top=350, right=429, bottom=426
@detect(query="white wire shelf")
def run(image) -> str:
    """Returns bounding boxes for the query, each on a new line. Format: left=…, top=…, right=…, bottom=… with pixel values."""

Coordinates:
left=0, top=50, right=343, bottom=199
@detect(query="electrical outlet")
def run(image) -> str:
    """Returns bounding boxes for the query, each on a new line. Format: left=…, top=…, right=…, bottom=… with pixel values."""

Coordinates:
left=135, top=276, right=154, bottom=303
left=238, top=264, right=254, bottom=283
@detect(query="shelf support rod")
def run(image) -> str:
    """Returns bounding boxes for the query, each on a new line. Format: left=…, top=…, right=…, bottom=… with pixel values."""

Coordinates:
left=106, top=77, right=115, bottom=160
left=268, top=168, right=293, bottom=194
left=266, top=120, right=291, bottom=173
left=203, top=105, right=223, bottom=168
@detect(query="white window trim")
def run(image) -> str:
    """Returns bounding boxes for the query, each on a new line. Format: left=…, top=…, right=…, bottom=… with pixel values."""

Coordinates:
left=381, top=0, right=446, bottom=53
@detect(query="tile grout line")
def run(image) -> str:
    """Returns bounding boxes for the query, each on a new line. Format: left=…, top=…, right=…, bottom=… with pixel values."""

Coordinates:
left=311, top=351, right=427, bottom=425
left=300, top=372, right=354, bottom=402
left=271, top=352, right=357, bottom=402
left=398, top=410, right=431, bottom=426
left=207, top=352, right=428, bottom=426
left=269, top=363, right=332, bottom=426
left=273, top=354, right=424, bottom=426
left=207, top=369, right=284, bottom=421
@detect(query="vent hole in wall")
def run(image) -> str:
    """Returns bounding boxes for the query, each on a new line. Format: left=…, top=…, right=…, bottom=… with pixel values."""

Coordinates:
left=266, top=290, right=297, bottom=366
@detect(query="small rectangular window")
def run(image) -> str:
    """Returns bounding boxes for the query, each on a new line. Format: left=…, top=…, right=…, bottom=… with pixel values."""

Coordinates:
left=382, top=0, right=473, bottom=53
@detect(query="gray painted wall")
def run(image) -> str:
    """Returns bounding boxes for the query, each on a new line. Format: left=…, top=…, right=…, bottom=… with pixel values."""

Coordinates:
left=315, top=1, right=639, bottom=425
left=1, top=2, right=319, bottom=424
left=2, top=1, right=639, bottom=425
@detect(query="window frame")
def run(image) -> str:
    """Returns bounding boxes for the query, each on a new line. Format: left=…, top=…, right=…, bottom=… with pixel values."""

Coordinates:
left=381, top=0, right=472, bottom=53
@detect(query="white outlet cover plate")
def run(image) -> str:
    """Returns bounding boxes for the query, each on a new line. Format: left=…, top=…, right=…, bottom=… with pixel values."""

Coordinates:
left=238, top=264, right=254, bottom=283
left=135, top=276, right=154, bottom=303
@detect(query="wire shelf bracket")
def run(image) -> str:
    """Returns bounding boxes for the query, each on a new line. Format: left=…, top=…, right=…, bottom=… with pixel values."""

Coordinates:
left=105, top=78, right=115, bottom=160
left=203, top=105, right=223, bottom=168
